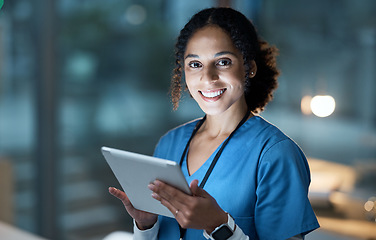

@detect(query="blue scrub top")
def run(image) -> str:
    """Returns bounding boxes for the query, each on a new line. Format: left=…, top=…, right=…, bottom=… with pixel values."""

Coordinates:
left=153, top=116, right=319, bottom=240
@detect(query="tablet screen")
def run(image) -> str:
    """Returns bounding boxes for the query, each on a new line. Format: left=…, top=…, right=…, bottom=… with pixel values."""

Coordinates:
left=102, top=146, right=191, bottom=218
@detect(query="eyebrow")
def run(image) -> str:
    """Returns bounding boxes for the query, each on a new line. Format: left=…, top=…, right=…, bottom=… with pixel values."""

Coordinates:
left=214, top=51, right=237, bottom=57
left=185, top=54, right=199, bottom=59
left=184, top=51, right=237, bottom=59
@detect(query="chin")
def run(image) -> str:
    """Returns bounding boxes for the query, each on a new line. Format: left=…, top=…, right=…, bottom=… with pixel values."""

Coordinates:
left=199, top=105, right=229, bottom=116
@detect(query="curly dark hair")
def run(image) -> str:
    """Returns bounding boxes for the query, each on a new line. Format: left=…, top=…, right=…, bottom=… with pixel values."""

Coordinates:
left=170, top=7, right=279, bottom=113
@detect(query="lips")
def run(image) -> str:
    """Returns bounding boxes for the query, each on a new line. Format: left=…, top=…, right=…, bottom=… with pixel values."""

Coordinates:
left=199, top=88, right=226, bottom=102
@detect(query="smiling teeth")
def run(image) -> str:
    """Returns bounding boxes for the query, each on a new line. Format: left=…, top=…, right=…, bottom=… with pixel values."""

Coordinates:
left=201, top=89, right=225, bottom=98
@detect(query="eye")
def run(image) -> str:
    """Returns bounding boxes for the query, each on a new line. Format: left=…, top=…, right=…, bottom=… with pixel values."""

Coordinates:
left=188, top=61, right=202, bottom=69
left=216, top=58, right=232, bottom=67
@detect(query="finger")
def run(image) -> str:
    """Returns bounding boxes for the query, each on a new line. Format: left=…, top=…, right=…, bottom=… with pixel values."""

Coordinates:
left=190, top=180, right=210, bottom=198
left=149, top=189, right=180, bottom=218
left=150, top=180, right=189, bottom=206
left=149, top=181, right=192, bottom=216
left=158, top=196, right=180, bottom=219
left=109, top=187, right=126, bottom=200
left=109, top=187, right=132, bottom=206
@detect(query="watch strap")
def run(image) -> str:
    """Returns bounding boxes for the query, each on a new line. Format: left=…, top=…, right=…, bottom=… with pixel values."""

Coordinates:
left=203, top=213, right=235, bottom=240
left=226, top=213, right=235, bottom=231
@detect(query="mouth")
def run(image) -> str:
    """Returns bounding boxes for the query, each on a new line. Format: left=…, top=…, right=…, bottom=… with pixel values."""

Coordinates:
left=199, top=88, right=226, bottom=101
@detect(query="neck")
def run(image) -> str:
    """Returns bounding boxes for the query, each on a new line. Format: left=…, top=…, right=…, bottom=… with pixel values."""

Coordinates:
left=201, top=105, right=251, bottom=138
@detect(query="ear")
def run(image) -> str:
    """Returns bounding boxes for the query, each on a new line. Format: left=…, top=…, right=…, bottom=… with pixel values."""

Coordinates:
left=249, top=60, right=257, bottom=78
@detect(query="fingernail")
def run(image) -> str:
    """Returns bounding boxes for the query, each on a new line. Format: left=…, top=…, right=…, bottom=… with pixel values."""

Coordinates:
left=148, top=184, right=154, bottom=191
left=154, top=180, right=161, bottom=186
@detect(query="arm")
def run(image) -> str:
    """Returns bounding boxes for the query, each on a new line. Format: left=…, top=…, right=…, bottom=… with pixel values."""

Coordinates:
left=108, top=187, right=158, bottom=233
left=149, top=179, right=228, bottom=233
left=150, top=180, right=251, bottom=239
left=255, top=140, right=319, bottom=239
left=149, top=179, right=306, bottom=240
left=204, top=221, right=302, bottom=240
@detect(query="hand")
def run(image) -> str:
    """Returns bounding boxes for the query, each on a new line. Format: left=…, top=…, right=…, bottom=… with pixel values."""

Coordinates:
left=148, top=179, right=227, bottom=233
left=109, top=187, right=158, bottom=230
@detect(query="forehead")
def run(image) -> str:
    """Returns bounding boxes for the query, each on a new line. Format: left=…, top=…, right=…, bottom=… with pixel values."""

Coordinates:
left=185, top=25, right=239, bottom=57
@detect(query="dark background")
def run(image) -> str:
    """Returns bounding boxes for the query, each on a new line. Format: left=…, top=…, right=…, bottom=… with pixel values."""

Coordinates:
left=0, top=0, right=375, bottom=239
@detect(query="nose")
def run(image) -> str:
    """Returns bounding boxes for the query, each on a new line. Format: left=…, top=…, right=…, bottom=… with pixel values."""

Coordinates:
left=200, top=65, right=219, bottom=82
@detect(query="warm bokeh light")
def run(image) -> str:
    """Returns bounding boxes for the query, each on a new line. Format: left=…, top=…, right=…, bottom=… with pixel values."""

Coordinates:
left=364, top=200, right=374, bottom=212
left=364, top=197, right=376, bottom=212
left=301, top=95, right=313, bottom=115
left=310, top=95, right=336, bottom=117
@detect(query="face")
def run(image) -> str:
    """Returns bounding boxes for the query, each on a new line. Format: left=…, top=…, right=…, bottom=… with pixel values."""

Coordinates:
left=184, top=25, right=248, bottom=116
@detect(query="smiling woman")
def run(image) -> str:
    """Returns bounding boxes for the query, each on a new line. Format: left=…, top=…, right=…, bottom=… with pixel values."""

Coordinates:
left=183, top=25, right=249, bottom=116
left=171, top=8, right=279, bottom=114
left=109, top=7, right=319, bottom=240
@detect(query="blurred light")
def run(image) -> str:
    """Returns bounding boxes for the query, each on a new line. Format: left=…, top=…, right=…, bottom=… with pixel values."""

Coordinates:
left=310, top=95, right=336, bottom=117
left=65, top=52, right=98, bottom=82
left=301, top=95, right=312, bottom=115
left=364, top=200, right=374, bottom=212
left=125, top=5, right=147, bottom=25
left=364, top=197, right=376, bottom=212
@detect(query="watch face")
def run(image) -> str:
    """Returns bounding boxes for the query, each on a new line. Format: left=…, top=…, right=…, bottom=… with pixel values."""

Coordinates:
left=212, top=225, right=233, bottom=240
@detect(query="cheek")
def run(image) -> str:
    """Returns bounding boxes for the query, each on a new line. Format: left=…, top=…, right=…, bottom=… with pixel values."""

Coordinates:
left=186, top=85, right=200, bottom=100
left=224, top=72, right=246, bottom=90
left=233, top=69, right=247, bottom=89
left=184, top=73, right=197, bottom=89
left=184, top=77, right=196, bottom=96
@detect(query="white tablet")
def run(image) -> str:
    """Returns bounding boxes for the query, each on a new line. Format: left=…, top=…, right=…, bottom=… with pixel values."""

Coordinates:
left=101, top=146, right=191, bottom=218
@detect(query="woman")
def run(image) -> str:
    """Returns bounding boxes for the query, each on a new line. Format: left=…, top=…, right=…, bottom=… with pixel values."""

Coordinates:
left=109, top=7, right=319, bottom=240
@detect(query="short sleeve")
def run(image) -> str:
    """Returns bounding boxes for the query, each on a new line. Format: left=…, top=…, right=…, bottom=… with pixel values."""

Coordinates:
left=255, top=139, right=319, bottom=240
left=153, top=137, right=165, bottom=158
left=153, top=132, right=173, bottom=159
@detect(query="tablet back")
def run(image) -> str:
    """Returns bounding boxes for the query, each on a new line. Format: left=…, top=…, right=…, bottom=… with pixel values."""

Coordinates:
left=102, top=147, right=191, bottom=218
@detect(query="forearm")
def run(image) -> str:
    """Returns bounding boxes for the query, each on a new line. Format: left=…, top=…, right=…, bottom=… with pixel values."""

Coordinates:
left=226, top=224, right=249, bottom=240
left=206, top=224, right=302, bottom=240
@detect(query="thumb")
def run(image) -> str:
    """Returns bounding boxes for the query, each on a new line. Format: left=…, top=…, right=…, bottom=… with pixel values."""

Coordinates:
left=190, top=179, right=209, bottom=197
left=109, top=187, right=134, bottom=209
left=109, top=187, right=129, bottom=202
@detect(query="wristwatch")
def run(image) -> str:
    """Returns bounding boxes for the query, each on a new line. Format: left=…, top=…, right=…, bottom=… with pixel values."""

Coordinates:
left=203, top=213, right=235, bottom=240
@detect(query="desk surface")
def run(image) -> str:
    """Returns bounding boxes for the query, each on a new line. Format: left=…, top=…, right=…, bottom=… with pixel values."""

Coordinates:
left=0, top=222, right=47, bottom=240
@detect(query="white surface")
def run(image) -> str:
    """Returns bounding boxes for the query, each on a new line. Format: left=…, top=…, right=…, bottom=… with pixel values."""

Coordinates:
left=0, top=222, right=47, bottom=240
left=306, top=230, right=362, bottom=240
left=101, top=147, right=191, bottom=218
left=103, top=231, right=133, bottom=240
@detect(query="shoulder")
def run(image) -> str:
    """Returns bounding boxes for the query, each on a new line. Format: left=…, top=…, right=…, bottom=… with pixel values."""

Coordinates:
left=153, top=118, right=202, bottom=158
left=159, top=118, right=201, bottom=142
left=249, top=117, right=310, bottom=182
left=243, top=115, right=295, bottom=149
left=253, top=116, right=289, bottom=139
left=246, top=116, right=306, bottom=163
